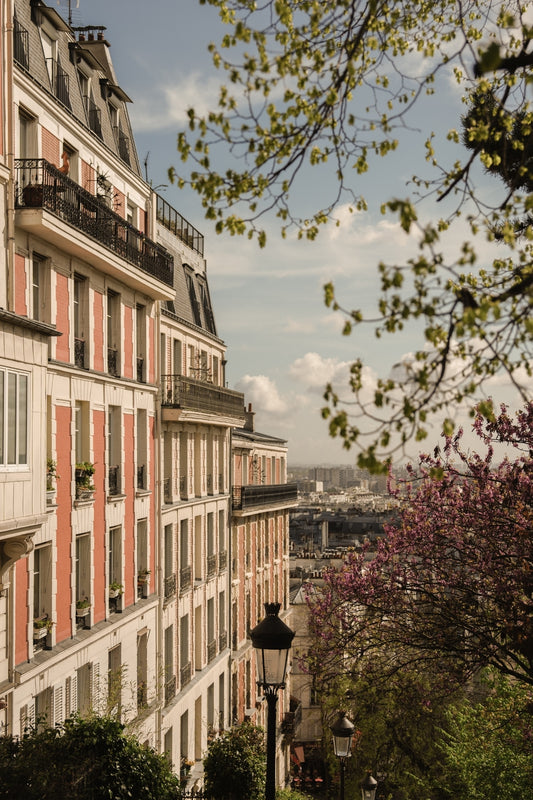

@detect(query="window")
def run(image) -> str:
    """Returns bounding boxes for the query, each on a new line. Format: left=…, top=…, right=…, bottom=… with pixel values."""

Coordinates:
left=173, top=338, right=182, bottom=375
left=74, top=401, right=89, bottom=464
left=108, top=526, right=122, bottom=588
left=136, top=409, right=147, bottom=490
left=184, top=270, right=201, bottom=326
left=164, top=524, right=173, bottom=580
left=180, top=520, right=189, bottom=568
left=108, top=405, right=121, bottom=495
left=75, top=533, right=91, bottom=605
left=198, top=281, right=216, bottom=334
left=136, top=305, right=146, bottom=382
left=108, top=645, right=122, bottom=718
left=180, top=615, right=190, bottom=677
left=106, top=290, right=120, bottom=376
left=73, top=275, right=88, bottom=368
left=33, top=544, right=52, bottom=620
left=77, top=663, right=92, bottom=716
left=62, top=142, right=78, bottom=182
left=0, top=369, right=28, bottom=466
left=164, top=626, right=175, bottom=705
left=207, top=598, right=215, bottom=656
left=137, top=631, right=148, bottom=709
left=31, top=254, right=49, bottom=323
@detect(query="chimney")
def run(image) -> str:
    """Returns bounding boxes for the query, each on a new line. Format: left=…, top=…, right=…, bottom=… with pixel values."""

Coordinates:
left=244, top=403, right=255, bottom=432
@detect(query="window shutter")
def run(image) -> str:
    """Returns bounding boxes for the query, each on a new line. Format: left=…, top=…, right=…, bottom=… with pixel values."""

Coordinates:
left=20, top=702, right=35, bottom=733
left=91, top=661, right=101, bottom=714
left=52, top=683, right=64, bottom=727
left=66, top=674, right=78, bottom=716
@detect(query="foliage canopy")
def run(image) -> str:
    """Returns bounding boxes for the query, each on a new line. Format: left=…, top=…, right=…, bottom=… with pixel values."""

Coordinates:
left=306, top=402, right=533, bottom=693
left=174, top=0, right=533, bottom=468
left=203, top=721, right=266, bottom=800
left=0, top=715, right=179, bottom=800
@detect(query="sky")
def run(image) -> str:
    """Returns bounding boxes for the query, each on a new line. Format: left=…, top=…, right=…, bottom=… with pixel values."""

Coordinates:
left=61, top=0, right=531, bottom=465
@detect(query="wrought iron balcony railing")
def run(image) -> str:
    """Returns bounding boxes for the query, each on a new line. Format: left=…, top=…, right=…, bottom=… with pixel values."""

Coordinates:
left=180, top=565, right=192, bottom=592
left=161, top=375, right=244, bottom=418
left=108, top=465, right=120, bottom=496
left=156, top=194, right=204, bottom=256
left=219, top=631, right=227, bottom=651
left=164, top=573, right=177, bottom=600
left=180, top=662, right=192, bottom=687
left=74, top=337, right=86, bottom=369
left=137, top=464, right=146, bottom=490
left=13, top=18, right=29, bottom=70
left=207, top=553, right=217, bottom=576
left=15, top=159, right=173, bottom=286
left=136, top=356, right=145, bottom=383
left=165, top=675, right=176, bottom=705
left=232, top=483, right=299, bottom=511
left=46, top=59, right=71, bottom=109
left=218, top=550, right=227, bottom=571
left=207, top=639, right=217, bottom=663
left=84, top=95, right=102, bottom=139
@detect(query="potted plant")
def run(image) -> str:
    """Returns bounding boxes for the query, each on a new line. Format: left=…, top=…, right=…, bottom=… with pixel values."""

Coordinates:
left=33, top=616, right=54, bottom=639
left=137, top=568, right=150, bottom=586
left=76, top=598, right=91, bottom=617
left=109, top=581, right=123, bottom=598
left=75, top=461, right=95, bottom=499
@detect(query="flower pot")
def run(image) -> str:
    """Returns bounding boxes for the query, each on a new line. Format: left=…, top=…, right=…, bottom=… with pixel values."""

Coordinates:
left=23, top=184, right=43, bottom=207
left=76, top=606, right=90, bottom=617
left=109, top=588, right=121, bottom=599
left=33, top=626, right=48, bottom=640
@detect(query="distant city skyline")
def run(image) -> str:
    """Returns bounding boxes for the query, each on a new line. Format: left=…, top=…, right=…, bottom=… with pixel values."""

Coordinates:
left=79, top=0, right=531, bottom=464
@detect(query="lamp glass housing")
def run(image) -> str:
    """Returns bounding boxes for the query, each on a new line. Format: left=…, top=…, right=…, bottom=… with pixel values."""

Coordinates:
left=255, top=646, right=290, bottom=688
left=360, top=774, right=378, bottom=800
left=330, top=712, right=355, bottom=759
left=332, top=733, right=352, bottom=759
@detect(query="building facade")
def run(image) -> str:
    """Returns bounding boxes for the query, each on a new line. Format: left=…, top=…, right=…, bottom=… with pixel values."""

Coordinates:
left=0, top=0, right=296, bottom=785
left=231, top=407, right=299, bottom=783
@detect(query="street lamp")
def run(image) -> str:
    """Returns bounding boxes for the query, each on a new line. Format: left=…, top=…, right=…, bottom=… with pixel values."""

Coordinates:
left=360, top=772, right=378, bottom=800
left=330, top=712, right=355, bottom=800
left=250, top=602, right=295, bottom=800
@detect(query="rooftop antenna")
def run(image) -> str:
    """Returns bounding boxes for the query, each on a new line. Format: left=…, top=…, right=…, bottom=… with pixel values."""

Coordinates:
left=57, top=0, right=79, bottom=27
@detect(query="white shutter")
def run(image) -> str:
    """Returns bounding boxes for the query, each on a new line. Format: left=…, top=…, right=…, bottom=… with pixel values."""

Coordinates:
left=20, top=702, right=35, bottom=733
left=66, top=674, right=78, bottom=717
left=91, top=661, right=101, bottom=714
left=52, top=683, right=64, bottom=727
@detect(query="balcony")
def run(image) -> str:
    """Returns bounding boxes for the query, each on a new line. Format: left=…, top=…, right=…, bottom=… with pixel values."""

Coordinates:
left=15, top=159, right=174, bottom=294
left=108, top=465, right=121, bottom=496
left=232, top=483, right=299, bottom=511
left=14, top=18, right=29, bottom=70
left=164, top=573, right=177, bottom=600
left=46, top=59, right=71, bottom=109
left=218, top=550, right=227, bottom=571
left=219, top=631, right=227, bottom=651
left=165, top=676, right=176, bottom=705
left=161, top=375, right=244, bottom=421
left=157, top=194, right=204, bottom=256
left=207, top=639, right=217, bottom=663
left=180, top=662, right=192, bottom=687
left=74, top=337, right=86, bottom=369
left=180, top=565, right=192, bottom=593
left=207, top=553, right=217, bottom=576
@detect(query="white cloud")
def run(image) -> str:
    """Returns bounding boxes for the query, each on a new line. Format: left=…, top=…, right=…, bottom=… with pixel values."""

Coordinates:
left=235, top=374, right=290, bottom=416
left=289, top=352, right=352, bottom=390
left=131, top=73, right=223, bottom=131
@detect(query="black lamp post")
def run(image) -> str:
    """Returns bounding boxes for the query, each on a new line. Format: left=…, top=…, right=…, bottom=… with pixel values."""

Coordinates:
left=360, top=772, right=378, bottom=800
left=330, top=712, right=355, bottom=800
left=250, top=603, right=295, bottom=800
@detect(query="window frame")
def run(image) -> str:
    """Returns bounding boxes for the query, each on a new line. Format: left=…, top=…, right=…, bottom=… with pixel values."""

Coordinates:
left=0, top=368, right=29, bottom=469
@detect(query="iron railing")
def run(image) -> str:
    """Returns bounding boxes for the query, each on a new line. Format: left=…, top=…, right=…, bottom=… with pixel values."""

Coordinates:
left=164, top=573, right=177, bottom=600
left=136, top=356, right=145, bottom=383
left=218, top=473, right=224, bottom=493
left=180, top=476, right=187, bottom=498
left=165, top=675, right=176, bottom=705
left=108, top=465, right=120, bottom=495
left=15, top=159, right=173, bottom=286
left=232, top=483, right=299, bottom=511
left=161, top=375, right=244, bottom=418
left=207, top=554, right=217, bottom=576
left=219, top=631, right=227, bottom=651
left=180, top=662, right=192, bottom=687
left=46, top=59, right=71, bottom=109
left=84, top=95, right=102, bottom=138
left=13, top=17, right=29, bottom=69
left=218, top=550, right=227, bottom=571
left=180, top=565, right=192, bottom=592
left=163, top=477, right=171, bottom=504
left=137, top=464, right=146, bottom=490
left=156, top=194, right=204, bottom=256
left=207, top=640, right=217, bottom=663
left=107, top=347, right=119, bottom=376
left=74, top=337, right=85, bottom=368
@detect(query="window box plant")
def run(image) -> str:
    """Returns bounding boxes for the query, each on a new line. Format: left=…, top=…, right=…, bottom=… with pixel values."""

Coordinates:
left=109, top=581, right=123, bottom=598
left=33, top=616, right=54, bottom=639
left=137, top=569, right=150, bottom=586
left=76, top=598, right=91, bottom=617
left=75, top=461, right=95, bottom=499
